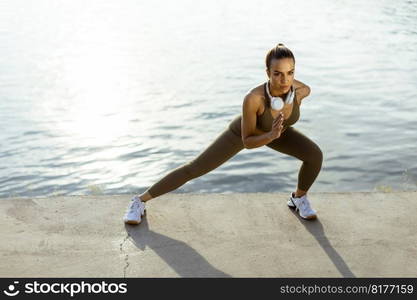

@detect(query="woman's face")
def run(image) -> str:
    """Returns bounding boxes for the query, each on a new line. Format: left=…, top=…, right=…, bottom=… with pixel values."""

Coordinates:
left=266, top=57, right=295, bottom=93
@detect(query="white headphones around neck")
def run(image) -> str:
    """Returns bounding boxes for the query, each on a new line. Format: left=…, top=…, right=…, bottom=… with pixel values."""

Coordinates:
left=266, top=81, right=295, bottom=111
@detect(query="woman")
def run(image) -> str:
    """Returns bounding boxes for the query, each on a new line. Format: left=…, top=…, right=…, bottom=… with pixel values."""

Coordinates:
left=123, top=43, right=323, bottom=224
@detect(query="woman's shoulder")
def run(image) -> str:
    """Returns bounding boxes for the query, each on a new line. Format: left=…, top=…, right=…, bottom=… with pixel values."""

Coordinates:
left=245, top=82, right=266, bottom=100
left=242, top=82, right=267, bottom=116
left=293, top=79, right=311, bottom=103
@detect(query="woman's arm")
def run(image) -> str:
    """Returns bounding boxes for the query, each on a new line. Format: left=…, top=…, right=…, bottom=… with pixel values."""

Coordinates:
left=241, top=93, right=274, bottom=149
left=293, top=79, right=311, bottom=103
left=253, top=127, right=268, bottom=135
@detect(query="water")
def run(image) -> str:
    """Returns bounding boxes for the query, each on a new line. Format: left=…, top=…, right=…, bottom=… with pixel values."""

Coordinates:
left=1, top=0, right=416, bottom=198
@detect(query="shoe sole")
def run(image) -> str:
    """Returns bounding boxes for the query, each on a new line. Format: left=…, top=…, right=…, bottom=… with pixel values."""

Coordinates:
left=301, top=214, right=317, bottom=220
left=124, top=209, right=147, bottom=225
left=124, top=219, right=141, bottom=225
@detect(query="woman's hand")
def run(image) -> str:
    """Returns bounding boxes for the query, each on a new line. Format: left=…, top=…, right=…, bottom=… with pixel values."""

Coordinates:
left=268, top=112, right=284, bottom=140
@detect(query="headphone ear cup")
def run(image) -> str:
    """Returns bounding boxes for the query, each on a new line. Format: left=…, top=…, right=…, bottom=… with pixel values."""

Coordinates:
left=271, top=98, right=284, bottom=110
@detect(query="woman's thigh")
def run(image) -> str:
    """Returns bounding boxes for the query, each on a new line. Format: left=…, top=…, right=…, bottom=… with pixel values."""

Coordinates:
left=266, top=127, right=323, bottom=162
left=184, top=128, right=244, bottom=177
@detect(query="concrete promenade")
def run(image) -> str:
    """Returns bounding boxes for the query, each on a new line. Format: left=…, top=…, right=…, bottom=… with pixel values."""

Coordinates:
left=1, top=192, right=416, bottom=277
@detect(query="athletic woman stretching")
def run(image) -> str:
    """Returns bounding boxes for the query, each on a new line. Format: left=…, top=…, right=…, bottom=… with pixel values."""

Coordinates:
left=123, top=43, right=323, bottom=224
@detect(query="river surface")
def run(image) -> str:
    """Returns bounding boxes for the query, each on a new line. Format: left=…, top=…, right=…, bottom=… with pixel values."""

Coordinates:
left=1, top=0, right=416, bottom=198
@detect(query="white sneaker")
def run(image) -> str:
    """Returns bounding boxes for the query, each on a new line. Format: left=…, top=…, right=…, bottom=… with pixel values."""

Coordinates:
left=287, top=192, right=317, bottom=220
left=123, top=196, right=146, bottom=225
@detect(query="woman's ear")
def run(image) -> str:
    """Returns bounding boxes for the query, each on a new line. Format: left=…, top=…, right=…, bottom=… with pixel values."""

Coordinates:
left=265, top=68, right=270, bottom=79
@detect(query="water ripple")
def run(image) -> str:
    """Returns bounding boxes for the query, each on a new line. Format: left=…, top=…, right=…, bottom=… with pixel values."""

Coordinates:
left=0, top=0, right=416, bottom=197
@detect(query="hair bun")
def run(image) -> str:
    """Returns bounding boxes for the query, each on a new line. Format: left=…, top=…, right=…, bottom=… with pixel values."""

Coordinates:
left=277, top=43, right=285, bottom=47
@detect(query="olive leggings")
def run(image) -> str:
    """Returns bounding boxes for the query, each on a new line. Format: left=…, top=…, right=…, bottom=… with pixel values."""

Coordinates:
left=147, top=126, right=323, bottom=198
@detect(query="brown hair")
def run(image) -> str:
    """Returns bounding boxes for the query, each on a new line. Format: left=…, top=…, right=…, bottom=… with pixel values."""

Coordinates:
left=265, top=43, right=295, bottom=70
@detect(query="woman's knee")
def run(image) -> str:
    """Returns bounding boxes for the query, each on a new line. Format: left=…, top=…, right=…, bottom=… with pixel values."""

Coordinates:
left=303, top=144, right=323, bottom=167
left=312, top=145, right=323, bottom=168
left=316, top=145, right=323, bottom=161
left=182, top=161, right=207, bottom=179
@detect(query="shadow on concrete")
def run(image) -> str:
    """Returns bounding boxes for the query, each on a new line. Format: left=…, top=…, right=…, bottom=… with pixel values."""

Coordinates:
left=288, top=209, right=356, bottom=278
left=125, top=217, right=231, bottom=277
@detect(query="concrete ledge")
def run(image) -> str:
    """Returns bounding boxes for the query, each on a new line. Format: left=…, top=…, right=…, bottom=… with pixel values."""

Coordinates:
left=1, top=192, right=416, bottom=277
